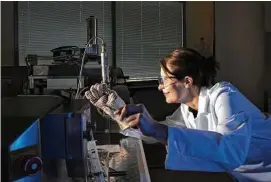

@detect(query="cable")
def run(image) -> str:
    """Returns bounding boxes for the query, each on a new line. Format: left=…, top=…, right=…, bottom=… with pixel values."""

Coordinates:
left=76, top=86, right=91, bottom=99
left=75, top=36, right=105, bottom=99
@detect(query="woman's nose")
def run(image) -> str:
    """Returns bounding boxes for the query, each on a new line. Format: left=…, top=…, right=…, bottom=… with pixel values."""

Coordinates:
left=158, top=83, right=163, bottom=91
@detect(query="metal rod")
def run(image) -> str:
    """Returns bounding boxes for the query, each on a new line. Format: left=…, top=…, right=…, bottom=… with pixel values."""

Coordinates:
left=111, top=1, right=117, bottom=68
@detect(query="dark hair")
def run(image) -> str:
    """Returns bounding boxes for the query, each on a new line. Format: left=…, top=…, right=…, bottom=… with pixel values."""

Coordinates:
left=160, top=48, right=220, bottom=87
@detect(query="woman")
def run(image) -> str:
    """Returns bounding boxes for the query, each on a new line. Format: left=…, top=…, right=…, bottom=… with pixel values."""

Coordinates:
left=116, top=48, right=271, bottom=182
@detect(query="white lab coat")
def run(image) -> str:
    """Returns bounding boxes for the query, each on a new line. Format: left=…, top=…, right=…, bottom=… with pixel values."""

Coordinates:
left=164, top=81, right=271, bottom=182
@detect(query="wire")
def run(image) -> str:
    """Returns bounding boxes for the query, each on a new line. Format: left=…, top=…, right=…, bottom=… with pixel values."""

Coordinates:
left=76, top=86, right=91, bottom=99
left=75, top=36, right=105, bottom=99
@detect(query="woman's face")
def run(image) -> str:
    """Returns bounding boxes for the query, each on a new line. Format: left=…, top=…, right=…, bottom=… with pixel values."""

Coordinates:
left=158, top=68, right=190, bottom=104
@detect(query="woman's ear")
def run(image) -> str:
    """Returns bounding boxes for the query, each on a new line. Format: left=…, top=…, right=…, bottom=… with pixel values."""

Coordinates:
left=184, top=76, right=193, bottom=88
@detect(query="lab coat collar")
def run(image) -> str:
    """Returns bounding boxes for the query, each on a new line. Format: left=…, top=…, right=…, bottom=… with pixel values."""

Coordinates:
left=181, top=86, right=211, bottom=129
left=181, top=82, right=234, bottom=129
left=197, top=86, right=210, bottom=114
left=181, top=84, right=219, bottom=130
left=181, top=86, right=210, bottom=117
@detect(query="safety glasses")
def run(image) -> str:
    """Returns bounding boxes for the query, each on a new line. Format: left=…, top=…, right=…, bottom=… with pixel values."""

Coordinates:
left=158, top=76, right=176, bottom=85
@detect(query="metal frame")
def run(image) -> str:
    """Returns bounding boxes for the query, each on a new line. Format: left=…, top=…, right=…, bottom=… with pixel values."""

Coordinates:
left=111, top=1, right=117, bottom=69
left=182, top=1, right=187, bottom=47
left=14, top=1, right=19, bottom=66
left=213, top=2, right=216, bottom=58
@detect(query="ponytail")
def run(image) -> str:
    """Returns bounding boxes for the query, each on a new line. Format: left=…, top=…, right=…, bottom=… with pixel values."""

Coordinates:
left=200, top=56, right=220, bottom=87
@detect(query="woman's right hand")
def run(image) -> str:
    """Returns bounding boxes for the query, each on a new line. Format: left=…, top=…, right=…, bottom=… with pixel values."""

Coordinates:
left=114, top=105, right=159, bottom=135
left=115, top=104, right=168, bottom=143
left=115, top=104, right=152, bottom=130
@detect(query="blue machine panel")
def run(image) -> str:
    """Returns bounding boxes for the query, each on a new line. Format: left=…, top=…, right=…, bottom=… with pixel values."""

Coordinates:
left=10, top=120, right=39, bottom=152
left=65, top=113, right=83, bottom=159
left=13, top=172, right=41, bottom=182
left=40, top=112, right=83, bottom=159
left=40, top=114, right=66, bottom=159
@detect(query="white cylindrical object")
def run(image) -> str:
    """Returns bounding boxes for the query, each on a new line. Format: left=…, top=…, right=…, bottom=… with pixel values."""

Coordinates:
left=101, top=52, right=110, bottom=84
left=94, top=19, right=98, bottom=44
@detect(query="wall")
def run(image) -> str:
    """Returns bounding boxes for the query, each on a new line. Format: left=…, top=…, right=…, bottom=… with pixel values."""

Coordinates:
left=264, top=2, right=271, bottom=92
left=264, top=2, right=271, bottom=33
left=186, top=1, right=214, bottom=54
left=215, top=2, right=265, bottom=107
left=186, top=2, right=271, bottom=108
left=1, top=1, right=15, bottom=66
left=264, top=2, right=271, bottom=112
